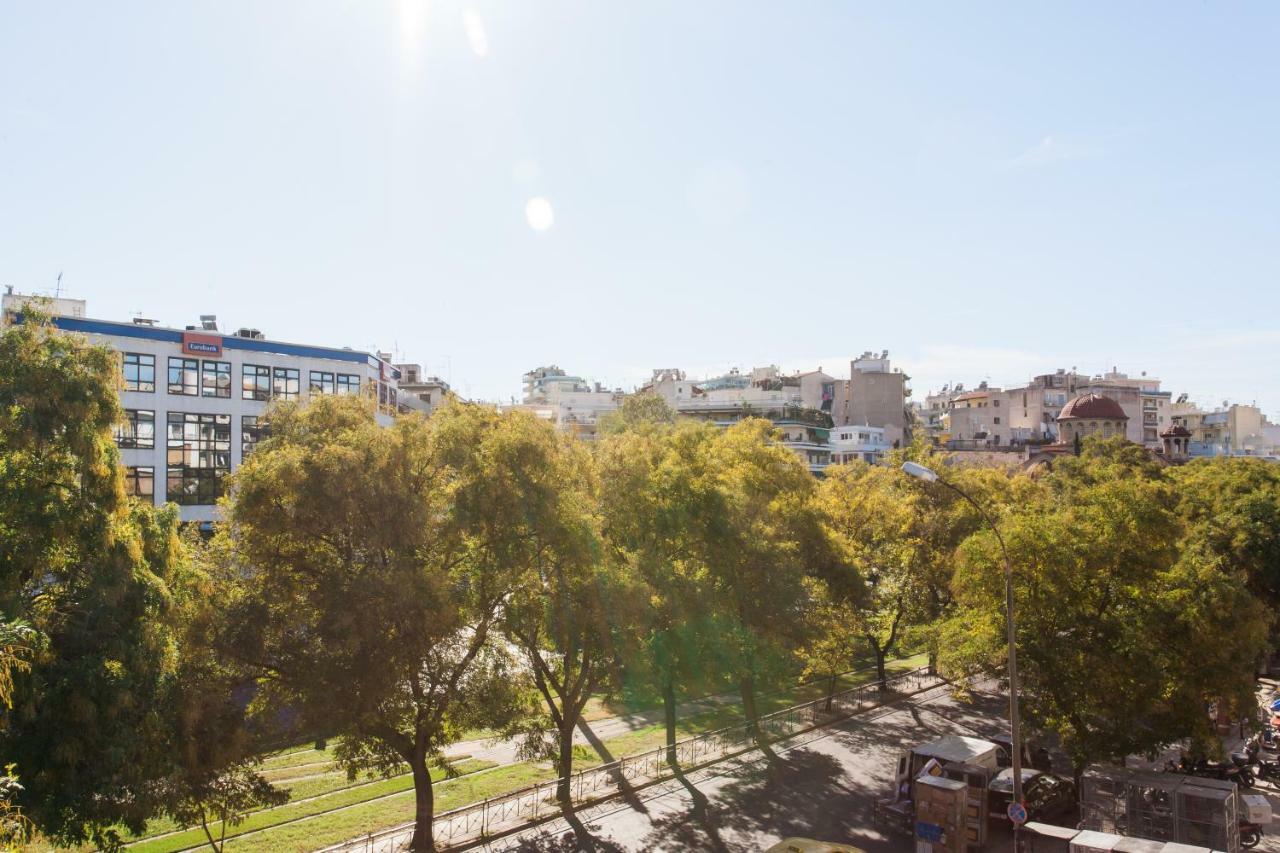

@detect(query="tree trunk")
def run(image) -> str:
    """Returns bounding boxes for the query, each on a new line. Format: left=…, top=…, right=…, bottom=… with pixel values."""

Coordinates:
left=664, top=679, right=678, bottom=767
left=927, top=648, right=938, bottom=676
left=874, top=644, right=888, bottom=691
left=825, top=673, right=837, bottom=712
left=741, top=675, right=760, bottom=741
left=556, top=722, right=575, bottom=810
left=407, top=754, right=435, bottom=852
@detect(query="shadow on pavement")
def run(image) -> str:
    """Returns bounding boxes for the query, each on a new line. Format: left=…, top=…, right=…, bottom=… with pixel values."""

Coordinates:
left=638, top=747, right=849, bottom=851
left=575, top=718, right=649, bottom=815
left=504, top=822, right=627, bottom=853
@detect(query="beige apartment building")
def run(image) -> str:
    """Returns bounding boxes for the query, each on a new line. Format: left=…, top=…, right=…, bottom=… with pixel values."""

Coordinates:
left=1171, top=401, right=1280, bottom=457
left=831, top=350, right=907, bottom=447
left=933, top=367, right=1169, bottom=450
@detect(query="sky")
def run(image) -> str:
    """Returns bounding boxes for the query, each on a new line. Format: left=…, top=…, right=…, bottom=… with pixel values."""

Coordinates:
left=2, top=2, right=1278, bottom=415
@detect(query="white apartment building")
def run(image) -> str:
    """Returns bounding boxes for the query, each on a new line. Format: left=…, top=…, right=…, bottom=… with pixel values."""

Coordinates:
left=514, top=365, right=622, bottom=439
left=640, top=365, right=849, bottom=474
left=829, top=425, right=891, bottom=465
left=394, top=363, right=452, bottom=416
left=5, top=295, right=416, bottom=524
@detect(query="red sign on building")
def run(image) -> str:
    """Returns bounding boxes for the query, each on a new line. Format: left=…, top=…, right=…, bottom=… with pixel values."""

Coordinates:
left=182, top=332, right=223, bottom=357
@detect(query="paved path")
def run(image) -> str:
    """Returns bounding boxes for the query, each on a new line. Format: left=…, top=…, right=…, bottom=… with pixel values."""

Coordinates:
left=468, top=681, right=1013, bottom=853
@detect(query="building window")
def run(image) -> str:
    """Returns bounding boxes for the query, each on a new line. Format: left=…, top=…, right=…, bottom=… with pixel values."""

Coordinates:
left=124, top=466, right=154, bottom=499
left=336, top=373, right=361, bottom=395
left=166, top=412, right=231, bottom=505
left=273, top=367, right=300, bottom=400
left=994, top=417, right=1001, bottom=425
left=242, top=364, right=271, bottom=401
left=242, top=415, right=266, bottom=456
left=202, top=360, right=232, bottom=398
left=378, top=382, right=397, bottom=408
left=993, top=399, right=1000, bottom=407
left=309, top=371, right=335, bottom=395
left=168, top=357, right=199, bottom=396
left=115, top=409, right=155, bottom=449
left=419, top=392, right=432, bottom=404
left=123, top=353, right=156, bottom=392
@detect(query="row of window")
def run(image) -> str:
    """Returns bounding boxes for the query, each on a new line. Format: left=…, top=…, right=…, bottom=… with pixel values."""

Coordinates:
left=119, top=411, right=269, bottom=505
left=122, top=353, right=361, bottom=400
left=122, top=464, right=226, bottom=506
left=115, top=410, right=266, bottom=455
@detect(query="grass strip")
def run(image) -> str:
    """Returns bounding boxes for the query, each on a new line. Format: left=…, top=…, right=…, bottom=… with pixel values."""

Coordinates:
left=223, top=763, right=556, bottom=853
left=126, top=760, right=494, bottom=853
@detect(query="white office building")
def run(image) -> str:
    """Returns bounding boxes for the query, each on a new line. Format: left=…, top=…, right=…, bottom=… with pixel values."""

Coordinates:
left=5, top=295, right=415, bottom=524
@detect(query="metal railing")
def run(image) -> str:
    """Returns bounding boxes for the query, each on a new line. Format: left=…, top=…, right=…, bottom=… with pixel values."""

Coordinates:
left=334, top=665, right=942, bottom=852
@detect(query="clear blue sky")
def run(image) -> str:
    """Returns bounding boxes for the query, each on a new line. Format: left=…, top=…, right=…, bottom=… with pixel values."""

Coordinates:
left=3, top=2, right=1278, bottom=413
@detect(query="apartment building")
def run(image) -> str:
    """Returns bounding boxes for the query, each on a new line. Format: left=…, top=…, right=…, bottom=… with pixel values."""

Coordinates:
left=829, top=425, right=891, bottom=465
left=1171, top=401, right=1280, bottom=458
left=933, top=367, right=1168, bottom=450
left=4, top=293, right=416, bottom=524
left=832, top=351, right=907, bottom=447
left=394, top=363, right=452, bottom=415
left=512, top=365, right=622, bottom=439
left=639, top=365, right=840, bottom=473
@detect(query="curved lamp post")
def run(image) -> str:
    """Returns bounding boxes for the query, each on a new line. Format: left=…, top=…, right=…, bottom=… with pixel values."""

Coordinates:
left=902, top=461, right=1026, bottom=845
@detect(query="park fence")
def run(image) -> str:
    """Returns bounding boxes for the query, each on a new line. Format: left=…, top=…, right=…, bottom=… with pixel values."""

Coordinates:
left=338, top=665, right=944, bottom=852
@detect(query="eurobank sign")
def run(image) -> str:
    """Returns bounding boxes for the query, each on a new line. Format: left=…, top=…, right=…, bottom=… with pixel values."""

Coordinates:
left=182, top=331, right=223, bottom=357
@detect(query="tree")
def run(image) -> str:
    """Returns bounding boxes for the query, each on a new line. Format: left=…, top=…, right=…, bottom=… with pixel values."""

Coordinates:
left=698, top=419, right=844, bottom=748
left=0, top=313, right=194, bottom=848
left=216, top=397, right=551, bottom=852
left=598, top=393, right=676, bottom=435
left=160, top=529, right=290, bottom=853
left=160, top=763, right=287, bottom=853
left=1170, top=458, right=1280, bottom=610
left=938, top=438, right=1269, bottom=777
left=500, top=430, right=639, bottom=841
left=796, top=584, right=864, bottom=712
left=0, top=621, right=35, bottom=850
left=892, top=441, right=1028, bottom=672
left=818, top=462, right=921, bottom=688
left=596, top=418, right=725, bottom=769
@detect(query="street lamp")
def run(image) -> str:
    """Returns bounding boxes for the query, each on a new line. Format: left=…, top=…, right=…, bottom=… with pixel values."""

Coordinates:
left=902, top=460, right=1027, bottom=843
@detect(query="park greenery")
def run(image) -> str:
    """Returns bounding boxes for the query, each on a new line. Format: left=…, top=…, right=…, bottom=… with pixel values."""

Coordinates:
left=1, top=318, right=1279, bottom=851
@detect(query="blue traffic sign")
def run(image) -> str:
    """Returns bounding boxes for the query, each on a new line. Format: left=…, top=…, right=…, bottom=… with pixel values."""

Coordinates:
left=1007, top=801, right=1029, bottom=825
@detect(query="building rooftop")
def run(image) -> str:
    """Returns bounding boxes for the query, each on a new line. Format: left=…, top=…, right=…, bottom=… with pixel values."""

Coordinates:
left=35, top=312, right=394, bottom=373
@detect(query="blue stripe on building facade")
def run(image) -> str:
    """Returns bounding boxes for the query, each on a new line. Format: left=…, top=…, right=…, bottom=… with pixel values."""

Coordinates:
left=48, top=316, right=378, bottom=367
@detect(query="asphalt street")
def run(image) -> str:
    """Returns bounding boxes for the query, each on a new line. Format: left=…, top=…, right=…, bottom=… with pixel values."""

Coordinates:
left=474, top=681, right=1017, bottom=853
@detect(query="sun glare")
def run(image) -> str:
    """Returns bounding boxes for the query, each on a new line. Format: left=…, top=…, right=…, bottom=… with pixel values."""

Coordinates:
left=525, top=197, right=555, bottom=232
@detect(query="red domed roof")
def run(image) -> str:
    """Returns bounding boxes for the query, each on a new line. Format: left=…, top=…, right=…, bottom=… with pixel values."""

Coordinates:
left=1058, top=393, right=1128, bottom=421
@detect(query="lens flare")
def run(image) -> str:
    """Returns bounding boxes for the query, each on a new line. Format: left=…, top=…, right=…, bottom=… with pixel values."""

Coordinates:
left=525, top=197, right=555, bottom=232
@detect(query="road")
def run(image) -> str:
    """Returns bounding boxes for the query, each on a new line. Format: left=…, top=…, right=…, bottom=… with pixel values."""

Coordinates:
left=472, top=681, right=1016, bottom=853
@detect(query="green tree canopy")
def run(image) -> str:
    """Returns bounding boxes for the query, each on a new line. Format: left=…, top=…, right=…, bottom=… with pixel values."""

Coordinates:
left=1170, top=458, right=1280, bottom=609
left=0, top=314, right=194, bottom=848
left=938, top=438, right=1269, bottom=775
left=597, top=393, right=677, bottom=436
left=215, top=396, right=569, bottom=851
